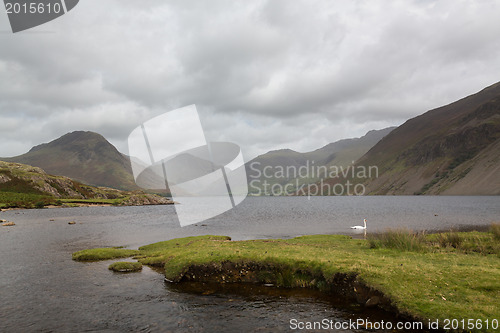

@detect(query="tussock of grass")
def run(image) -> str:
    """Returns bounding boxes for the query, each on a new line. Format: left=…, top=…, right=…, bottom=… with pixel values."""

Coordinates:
left=369, top=228, right=500, bottom=256
left=72, top=247, right=139, bottom=261
left=429, top=231, right=500, bottom=256
left=108, top=261, right=142, bottom=272
left=436, top=231, right=462, bottom=248
left=491, top=223, right=500, bottom=241
left=368, top=229, right=427, bottom=252
left=74, top=232, right=500, bottom=332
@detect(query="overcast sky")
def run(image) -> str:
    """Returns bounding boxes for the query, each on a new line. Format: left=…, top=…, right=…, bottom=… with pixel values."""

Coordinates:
left=1, top=0, right=500, bottom=160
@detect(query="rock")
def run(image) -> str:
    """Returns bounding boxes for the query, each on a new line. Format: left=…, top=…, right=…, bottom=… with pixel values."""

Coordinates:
left=2, top=222, right=15, bottom=226
left=0, top=174, right=11, bottom=183
left=365, top=296, right=380, bottom=307
left=68, top=221, right=76, bottom=225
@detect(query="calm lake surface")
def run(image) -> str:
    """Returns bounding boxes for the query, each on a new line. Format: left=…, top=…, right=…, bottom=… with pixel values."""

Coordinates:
left=1, top=196, right=499, bottom=332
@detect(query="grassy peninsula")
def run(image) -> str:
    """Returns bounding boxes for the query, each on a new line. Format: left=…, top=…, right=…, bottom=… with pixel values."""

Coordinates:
left=73, top=227, right=500, bottom=332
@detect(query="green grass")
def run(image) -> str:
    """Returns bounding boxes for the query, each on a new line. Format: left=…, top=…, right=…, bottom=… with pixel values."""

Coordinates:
left=58, top=198, right=123, bottom=205
left=436, top=231, right=463, bottom=249
left=369, top=229, right=500, bottom=256
left=72, top=247, right=140, bottom=261
left=108, top=261, right=142, bottom=272
left=73, top=231, right=500, bottom=332
left=0, top=192, right=122, bottom=209
left=368, top=229, right=428, bottom=252
left=491, top=223, right=500, bottom=241
left=0, top=192, right=56, bottom=209
left=0, top=193, right=159, bottom=209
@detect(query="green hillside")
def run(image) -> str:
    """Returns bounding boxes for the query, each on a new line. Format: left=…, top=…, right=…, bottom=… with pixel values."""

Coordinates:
left=0, top=161, right=172, bottom=209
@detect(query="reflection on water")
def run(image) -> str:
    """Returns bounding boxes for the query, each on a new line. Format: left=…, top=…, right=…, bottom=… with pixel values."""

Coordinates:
left=169, top=282, right=417, bottom=332
left=0, top=196, right=498, bottom=332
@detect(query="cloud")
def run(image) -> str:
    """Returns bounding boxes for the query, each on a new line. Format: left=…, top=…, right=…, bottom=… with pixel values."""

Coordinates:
left=1, top=0, right=500, bottom=159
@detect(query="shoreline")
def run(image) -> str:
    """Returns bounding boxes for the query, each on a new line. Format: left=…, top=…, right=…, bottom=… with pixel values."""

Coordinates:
left=0, top=201, right=174, bottom=212
left=1, top=204, right=112, bottom=211
left=73, top=230, right=500, bottom=332
left=166, top=260, right=402, bottom=310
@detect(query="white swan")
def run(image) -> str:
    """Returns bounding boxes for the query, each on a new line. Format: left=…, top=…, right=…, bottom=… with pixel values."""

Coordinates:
left=351, top=219, right=367, bottom=229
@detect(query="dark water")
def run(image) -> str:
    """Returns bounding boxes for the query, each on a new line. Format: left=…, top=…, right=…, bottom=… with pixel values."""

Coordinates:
left=1, top=196, right=499, bottom=332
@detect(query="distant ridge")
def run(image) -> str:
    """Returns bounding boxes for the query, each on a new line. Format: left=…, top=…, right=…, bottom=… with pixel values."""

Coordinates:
left=245, top=127, right=395, bottom=195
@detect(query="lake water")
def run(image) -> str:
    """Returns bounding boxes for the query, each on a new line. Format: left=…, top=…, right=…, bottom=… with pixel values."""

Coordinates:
left=1, top=196, right=499, bottom=332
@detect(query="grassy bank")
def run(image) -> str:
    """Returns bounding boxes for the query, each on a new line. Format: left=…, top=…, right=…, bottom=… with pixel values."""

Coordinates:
left=0, top=193, right=122, bottom=209
left=73, top=229, right=500, bottom=332
left=0, top=191, right=55, bottom=209
left=0, top=193, right=169, bottom=209
left=57, top=198, right=123, bottom=206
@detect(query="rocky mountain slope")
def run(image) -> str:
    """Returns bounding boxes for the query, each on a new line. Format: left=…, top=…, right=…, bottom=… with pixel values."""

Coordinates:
left=3, top=131, right=138, bottom=190
left=349, top=81, right=500, bottom=195
left=0, top=161, right=172, bottom=208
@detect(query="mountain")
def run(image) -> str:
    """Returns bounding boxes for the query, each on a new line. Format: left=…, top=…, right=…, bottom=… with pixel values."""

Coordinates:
left=0, top=160, right=173, bottom=209
left=245, top=127, right=395, bottom=195
left=2, top=131, right=138, bottom=191
left=349, top=81, right=500, bottom=195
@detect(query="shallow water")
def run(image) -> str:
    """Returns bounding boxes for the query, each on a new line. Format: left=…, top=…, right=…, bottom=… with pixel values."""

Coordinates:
left=0, top=196, right=498, bottom=332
